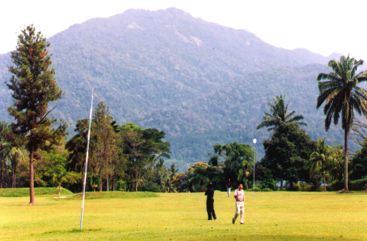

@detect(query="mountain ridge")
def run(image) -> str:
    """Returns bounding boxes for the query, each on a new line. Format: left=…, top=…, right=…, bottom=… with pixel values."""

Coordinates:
left=0, top=8, right=343, bottom=166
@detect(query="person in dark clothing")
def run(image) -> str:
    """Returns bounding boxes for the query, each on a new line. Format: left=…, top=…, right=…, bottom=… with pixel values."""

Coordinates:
left=205, top=182, right=216, bottom=220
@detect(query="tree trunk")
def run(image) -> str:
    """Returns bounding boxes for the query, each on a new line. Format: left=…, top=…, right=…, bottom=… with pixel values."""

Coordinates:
left=99, top=176, right=103, bottom=192
left=343, top=129, right=349, bottom=192
left=11, top=159, right=18, bottom=188
left=29, top=150, right=35, bottom=205
left=134, top=172, right=139, bottom=192
left=0, top=164, right=3, bottom=188
left=106, top=175, right=109, bottom=192
left=0, top=153, right=4, bottom=188
left=111, top=177, right=115, bottom=191
left=58, top=185, right=61, bottom=198
left=11, top=168, right=16, bottom=188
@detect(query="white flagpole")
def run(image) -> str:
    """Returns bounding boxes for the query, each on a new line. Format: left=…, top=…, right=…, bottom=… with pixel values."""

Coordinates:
left=80, top=89, right=94, bottom=231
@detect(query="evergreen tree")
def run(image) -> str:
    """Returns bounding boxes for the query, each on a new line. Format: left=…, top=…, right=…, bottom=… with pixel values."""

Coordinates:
left=262, top=123, right=315, bottom=189
left=90, top=102, right=119, bottom=191
left=65, top=119, right=89, bottom=173
left=7, top=25, right=63, bottom=204
left=120, top=123, right=170, bottom=191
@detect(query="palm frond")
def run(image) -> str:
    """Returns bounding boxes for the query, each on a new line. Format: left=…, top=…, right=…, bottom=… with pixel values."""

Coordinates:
left=317, top=72, right=341, bottom=82
left=354, top=71, right=367, bottom=83
left=317, top=87, right=340, bottom=109
left=351, top=59, right=364, bottom=77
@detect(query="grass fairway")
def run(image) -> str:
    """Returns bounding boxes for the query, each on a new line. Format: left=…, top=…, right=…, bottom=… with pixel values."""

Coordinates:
left=0, top=191, right=366, bottom=241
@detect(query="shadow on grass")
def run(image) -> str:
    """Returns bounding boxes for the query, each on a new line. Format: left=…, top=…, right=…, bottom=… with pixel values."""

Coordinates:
left=42, top=228, right=102, bottom=235
left=198, top=234, right=354, bottom=241
left=67, top=191, right=159, bottom=200
left=40, top=229, right=355, bottom=241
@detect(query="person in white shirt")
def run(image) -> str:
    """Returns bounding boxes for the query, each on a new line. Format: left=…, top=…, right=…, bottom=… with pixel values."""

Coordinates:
left=232, top=183, right=245, bottom=224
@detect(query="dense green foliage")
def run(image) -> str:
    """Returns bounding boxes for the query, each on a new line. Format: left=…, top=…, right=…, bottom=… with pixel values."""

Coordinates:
left=64, top=104, right=172, bottom=192
left=351, top=139, right=367, bottom=189
left=308, top=139, right=343, bottom=190
left=119, top=122, right=170, bottom=191
left=257, top=96, right=313, bottom=190
left=213, top=143, right=254, bottom=187
left=261, top=123, right=315, bottom=189
left=37, top=150, right=80, bottom=196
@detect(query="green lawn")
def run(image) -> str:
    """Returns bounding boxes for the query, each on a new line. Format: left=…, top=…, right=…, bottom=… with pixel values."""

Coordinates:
left=0, top=191, right=366, bottom=241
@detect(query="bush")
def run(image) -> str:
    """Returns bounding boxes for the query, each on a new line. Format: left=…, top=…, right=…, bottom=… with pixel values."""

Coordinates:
left=115, top=180, right=128, bottom=191
left=252, top=185, right=262, bottom=192
left=141, top=182, right=163, bottom=192
left=301, top=182, right=313, bottom=191
left=260, top=188, right=274, bottom=192
left=350, top=177, right=367, bottom=190
left=293, top=182, right=313, bottom=191
left=326, top=180, right=344, bottom=191
left=259, top=179, right=278, bottom=190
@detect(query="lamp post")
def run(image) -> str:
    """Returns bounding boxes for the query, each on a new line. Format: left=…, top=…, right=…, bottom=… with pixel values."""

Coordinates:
left=252, top=138, right=257, bottom=191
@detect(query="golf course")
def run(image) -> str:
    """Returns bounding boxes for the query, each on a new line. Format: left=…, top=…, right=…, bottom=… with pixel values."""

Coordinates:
left=1, top=190, right=366, bottom=241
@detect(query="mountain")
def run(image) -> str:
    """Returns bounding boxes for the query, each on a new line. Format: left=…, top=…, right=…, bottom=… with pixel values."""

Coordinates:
left=0, top=8, right=344, bottom=168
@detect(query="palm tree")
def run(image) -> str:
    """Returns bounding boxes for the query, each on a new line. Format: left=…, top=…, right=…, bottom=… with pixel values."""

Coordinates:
left=0, top=122, right=11, bottom=187
left=8, top=147, right=26, bottom=188
left=317, top=55, right=367, bottom=192
left=309, top=139, right=329, bottom=191
left=257, top=95, right=306, bottom=131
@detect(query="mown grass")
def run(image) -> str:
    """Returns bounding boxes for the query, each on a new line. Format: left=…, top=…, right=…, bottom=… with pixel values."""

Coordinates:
left=70, top=191, right=158, bottom=199
left=0, top=187, right=73, bottom=197
left=0, top=191, right=366, bottom=241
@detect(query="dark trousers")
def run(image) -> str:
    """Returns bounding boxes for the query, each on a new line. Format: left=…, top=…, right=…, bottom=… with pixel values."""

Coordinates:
left=206, top=199, right=216, bottom=220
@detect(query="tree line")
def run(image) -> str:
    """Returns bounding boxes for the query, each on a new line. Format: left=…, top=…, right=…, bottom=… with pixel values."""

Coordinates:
left=177, top=92, right=367, bottom=192
left=1, top=26, right=367, bottom=205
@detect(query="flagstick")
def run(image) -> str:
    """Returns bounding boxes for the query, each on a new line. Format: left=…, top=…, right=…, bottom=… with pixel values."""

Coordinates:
left=80, top=89, right=94, bottom=231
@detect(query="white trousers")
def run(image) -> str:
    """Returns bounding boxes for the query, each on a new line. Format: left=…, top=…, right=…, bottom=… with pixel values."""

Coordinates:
left=233, top=201, right=245, bottom=223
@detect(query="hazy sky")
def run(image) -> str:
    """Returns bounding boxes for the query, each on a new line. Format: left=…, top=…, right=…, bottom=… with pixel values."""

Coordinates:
left=1, top=0, right=367, bottom=60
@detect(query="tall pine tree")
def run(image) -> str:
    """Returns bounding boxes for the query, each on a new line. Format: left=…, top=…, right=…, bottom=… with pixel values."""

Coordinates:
left=90, top=102, right=119, bottom=192
left=7, top=25, right=63, bottom=204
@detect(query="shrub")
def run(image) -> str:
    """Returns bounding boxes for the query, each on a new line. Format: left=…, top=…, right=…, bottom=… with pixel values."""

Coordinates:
left=259, top=179, right=278, bottom=190
left=350, top=177, right=367, bottom=190
left=141, top=182, right=163, bottom=192
left=293, top=182, right=313, bottom=191
left=326, top=180, right=344, bottom=191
